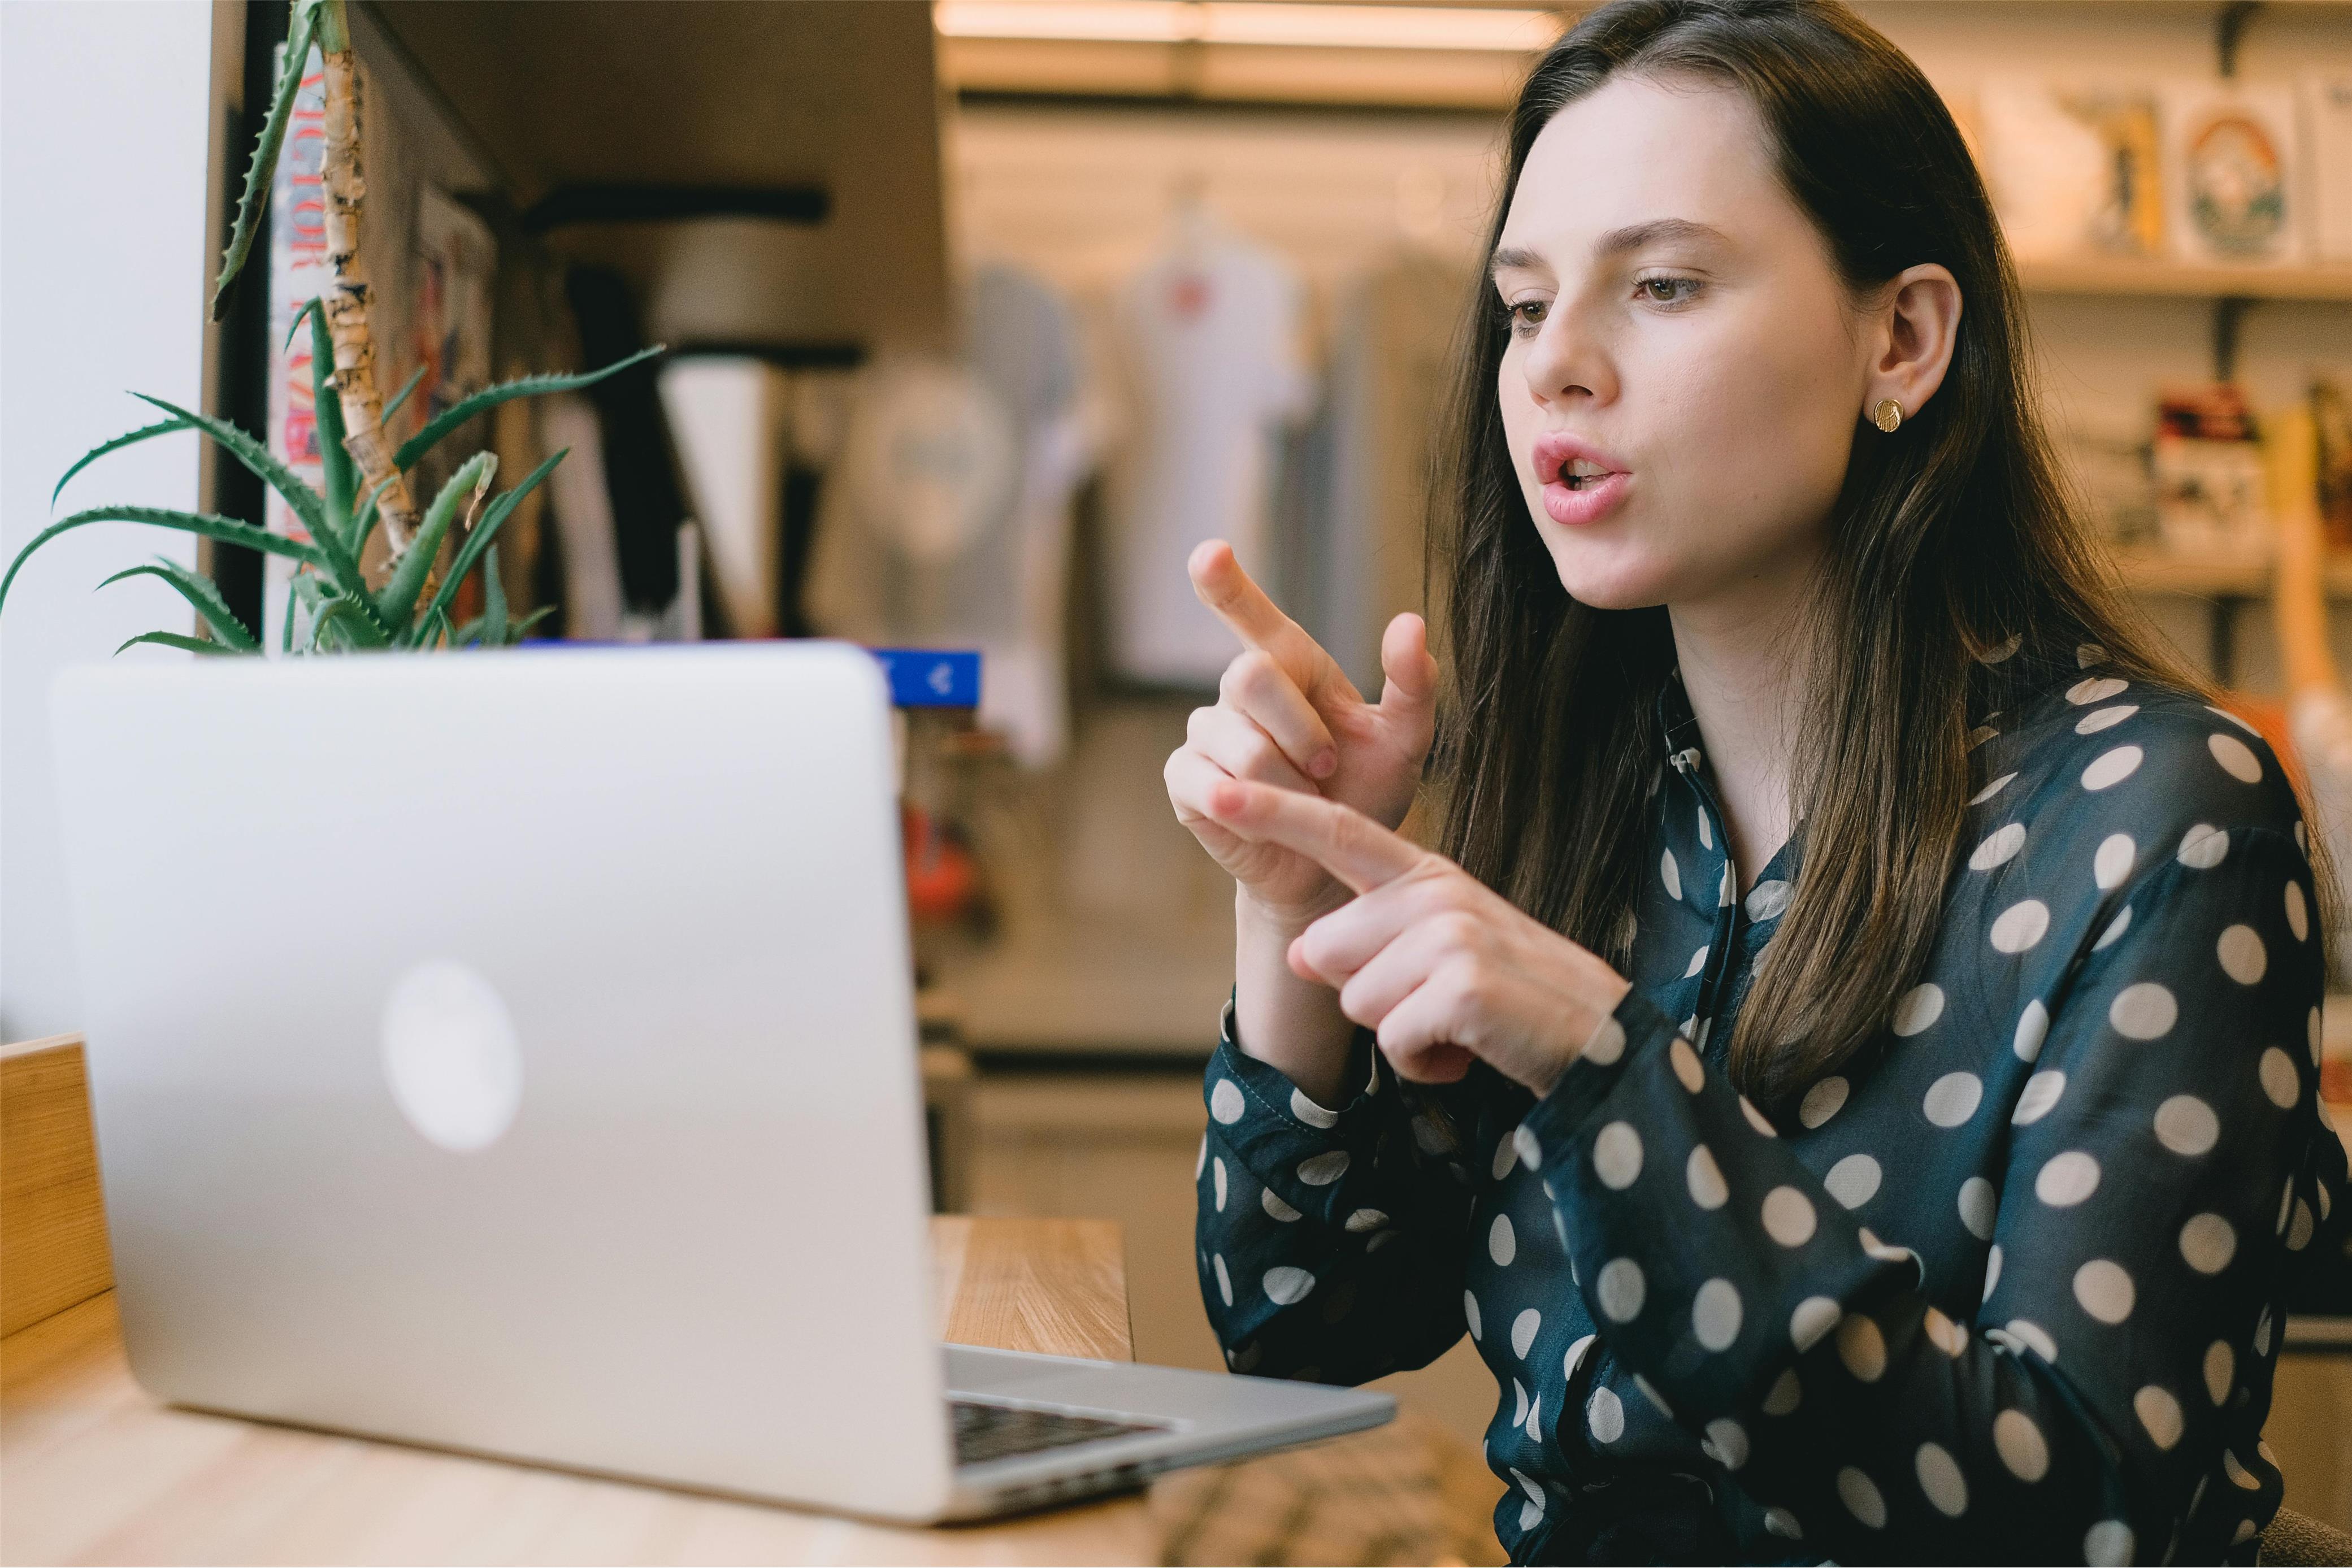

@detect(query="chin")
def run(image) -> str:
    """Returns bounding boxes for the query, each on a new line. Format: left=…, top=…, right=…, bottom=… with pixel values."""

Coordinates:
left=1540, top=535, right=1673, bottom=612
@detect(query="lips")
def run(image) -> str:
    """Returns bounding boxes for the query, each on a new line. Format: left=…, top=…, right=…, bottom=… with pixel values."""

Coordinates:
left=1531, top=431, right=1631, bottom=528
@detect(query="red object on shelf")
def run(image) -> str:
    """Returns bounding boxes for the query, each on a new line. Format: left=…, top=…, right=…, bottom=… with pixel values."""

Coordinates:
left=902, top=801, right=978, bottom=924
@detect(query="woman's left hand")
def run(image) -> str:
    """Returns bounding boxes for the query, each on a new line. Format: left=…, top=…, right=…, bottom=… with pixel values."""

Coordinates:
left=1200, top=775, right=1633, bottom=1096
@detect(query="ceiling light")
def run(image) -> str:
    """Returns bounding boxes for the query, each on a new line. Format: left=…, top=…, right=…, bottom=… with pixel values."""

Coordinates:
left=935, top=1, right=1565, bottom=53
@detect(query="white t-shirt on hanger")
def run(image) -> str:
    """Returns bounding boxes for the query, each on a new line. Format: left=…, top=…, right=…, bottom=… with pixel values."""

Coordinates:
left=1106, top=213, right=1312, bottom=687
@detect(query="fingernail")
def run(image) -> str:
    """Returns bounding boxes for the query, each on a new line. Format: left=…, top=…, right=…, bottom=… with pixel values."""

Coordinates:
left=1310, top=749, right=1336, bottom=778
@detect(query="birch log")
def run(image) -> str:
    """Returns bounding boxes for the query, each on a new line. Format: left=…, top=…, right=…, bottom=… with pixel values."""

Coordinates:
left=319, top=44, right=420, bottom=562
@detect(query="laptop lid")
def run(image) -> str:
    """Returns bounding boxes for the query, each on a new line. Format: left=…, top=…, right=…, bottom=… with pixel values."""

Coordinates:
left=50, top=642, right=957, bottom=1521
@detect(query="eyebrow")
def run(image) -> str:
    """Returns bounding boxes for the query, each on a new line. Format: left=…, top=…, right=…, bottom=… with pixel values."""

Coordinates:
left=1487, top=218, right=1733, bottom=281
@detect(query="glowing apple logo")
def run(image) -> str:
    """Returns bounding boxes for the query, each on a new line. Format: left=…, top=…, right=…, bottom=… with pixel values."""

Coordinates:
left=379, top=959, right=523, bottom=1152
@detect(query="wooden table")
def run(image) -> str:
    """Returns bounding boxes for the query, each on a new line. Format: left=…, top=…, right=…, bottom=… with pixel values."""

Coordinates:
left=2, top=1216, right=1172, bottom=1565
left=0, top=1035, right=1166, bottom=1563
left=0, top=1034, right=1508, bottom=1566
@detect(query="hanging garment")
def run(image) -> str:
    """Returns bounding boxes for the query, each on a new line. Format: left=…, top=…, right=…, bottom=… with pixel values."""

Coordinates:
left=1104, top=206, right=1313, bottom=687
left=1313, top=248, right=1472, bottom=694
left=804, top=263, right=1093, bottom=767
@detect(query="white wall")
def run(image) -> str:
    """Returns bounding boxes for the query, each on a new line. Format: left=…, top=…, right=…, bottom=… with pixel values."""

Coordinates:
left=1, top=2, right=219, bottom=1042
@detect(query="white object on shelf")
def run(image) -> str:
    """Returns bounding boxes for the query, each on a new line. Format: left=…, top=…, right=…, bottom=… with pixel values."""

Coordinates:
left=1978, top=79, right=2164, bottom=263
left=2302, top=72, right=2352, bottom=264
left=658, top=359, right=788, bottom=639
left=2162, top=79, right=2309, bottom=267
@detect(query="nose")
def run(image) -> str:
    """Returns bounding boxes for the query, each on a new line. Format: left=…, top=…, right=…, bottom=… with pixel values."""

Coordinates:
left=1520, top=295, right=1617, bottom=410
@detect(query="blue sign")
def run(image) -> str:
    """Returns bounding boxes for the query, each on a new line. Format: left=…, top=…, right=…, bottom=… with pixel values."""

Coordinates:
left=870, top=648, right=981, bottom=708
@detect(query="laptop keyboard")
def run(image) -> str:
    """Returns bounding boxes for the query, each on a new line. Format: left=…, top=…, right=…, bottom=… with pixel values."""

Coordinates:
left=949, top=1398, right=1168, bottom=1466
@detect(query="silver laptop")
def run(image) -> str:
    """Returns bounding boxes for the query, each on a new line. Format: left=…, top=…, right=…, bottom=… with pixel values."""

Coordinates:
left=48, top=641, right=1391, bottom=1524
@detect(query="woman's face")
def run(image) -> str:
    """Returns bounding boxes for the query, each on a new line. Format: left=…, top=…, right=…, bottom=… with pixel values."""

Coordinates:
left=1492, top=73, right=1871, bottom=614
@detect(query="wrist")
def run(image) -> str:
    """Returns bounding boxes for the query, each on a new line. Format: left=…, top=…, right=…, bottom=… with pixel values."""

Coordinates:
left=1236, top=881, right=1349, bottom=938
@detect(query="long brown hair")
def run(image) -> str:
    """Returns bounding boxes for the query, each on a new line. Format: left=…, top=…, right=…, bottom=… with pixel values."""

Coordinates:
left=1427, top=0, right=2311, bottom=1109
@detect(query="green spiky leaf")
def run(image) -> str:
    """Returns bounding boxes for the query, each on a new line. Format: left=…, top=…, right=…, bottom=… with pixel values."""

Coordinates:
left=116, top=630, right=246, bottom=657
left=281, top=574, right=301, bottom=652
left=392, top=346, right=665, bottom=473
left=129, top=393, right=326, bottom=541
left=307, top=299, right=357, bottom=542
left=480, top=543, right=509, bottom=646
left=283, top=297, right=324, bottom=355
left=377, top=450, right=496, bottom=638
left=2, top=507, right=324, bottom=619
left=405, top=448, right=564, bottom=641
left=210, top=0, right=319, bottom=322
left=307, top=592, right=389, bottom=650
left=505, top=605, right=557, bottom=644
left=97, top=559, right=259, bottom=651
left=51, top=417, right=196, bottom=509
left=350, top=470, right=401, bottom=558
left=380, top=363, right=428, bottom=427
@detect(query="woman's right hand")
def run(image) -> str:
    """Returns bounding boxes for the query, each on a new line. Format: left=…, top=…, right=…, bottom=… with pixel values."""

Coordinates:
left=1165, top=540, right=1439, bottom=927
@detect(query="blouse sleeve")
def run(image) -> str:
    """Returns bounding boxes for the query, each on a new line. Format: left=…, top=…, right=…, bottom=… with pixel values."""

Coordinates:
left=1196, top=988, right=1479, bottom=1384
left=1515, top=822, right=2339, bottom=1565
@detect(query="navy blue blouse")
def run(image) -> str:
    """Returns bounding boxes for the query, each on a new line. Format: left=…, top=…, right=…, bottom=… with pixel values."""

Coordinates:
left=1195, top=641, right=2350, bottom=1565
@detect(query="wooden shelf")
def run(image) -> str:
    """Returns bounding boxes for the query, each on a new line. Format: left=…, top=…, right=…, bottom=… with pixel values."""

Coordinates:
left=2109, top=549, right=2352, bottom=598
left=2020, top=258, right=2352, bottom=303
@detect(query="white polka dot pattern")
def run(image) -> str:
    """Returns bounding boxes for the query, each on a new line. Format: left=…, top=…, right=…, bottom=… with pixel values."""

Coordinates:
left=2036, top=1152, right=2102, bottom=1206
left=2155, top=1093, right=2220, bottom=1156
left=2081, top=745, right=2142, bottom=790
left=1971, top=823, right=2026, bottom=870
left=1825, top=1154, right=1882, bottom=1209
left=1994, top=1408, right=2049, bottom=1481
left=1693, top=1278, right=1742, bottom=1351
left=1595, top=1258, right=1644, bottom=1322
left=1838, top=1465, right=1888, bottom=1528
left=1762, top=1186, right=1817, bottom=1246
left=2014, top=1071, right=2065, bottom=1125
left=1958, top=1176, right=1998, bottom=1240
left=2072, top=1259, right=2134, bottom=1323
left=1798, top=1076, right=1848, bottom=1128
left=1592, top=1122, right=1643, bottom=1189
left=1915, top=1441, right=1968, bottom=1517
left=1924, top=1071, right=1984, bottom=1127
left=2085, top=1521, right=2135, bottom=1566
left=1686, top=1144, right=1729, bottom=1209
left=1587, top=1385, right=1624, bottom=1444
left=1838, top=1314, right=1887, bottom=1381
left=1186, top=675, right=2331, bottom=1563
left=1990, top=900, right=2050, bottom=952
left=2013, top=999, right=2050, bottom=1061
left=2134, top=1385, right=2183, bottom=1449
left=2209, top=732, right=2262, bottom=783
left=1891, top=983, right=1945, bottom=1035
left=2094, top=833, right=2136, bottom=889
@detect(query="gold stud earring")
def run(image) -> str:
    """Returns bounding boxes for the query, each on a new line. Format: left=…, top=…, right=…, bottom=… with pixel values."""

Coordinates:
left=1872, top=398, right=1903, bottom=433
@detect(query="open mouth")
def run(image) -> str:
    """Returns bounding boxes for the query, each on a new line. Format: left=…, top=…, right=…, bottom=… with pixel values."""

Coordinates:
left=1557, top=459, right=1616, bottom=491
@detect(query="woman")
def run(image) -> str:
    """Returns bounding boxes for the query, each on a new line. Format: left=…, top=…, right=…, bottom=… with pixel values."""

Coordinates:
left=1164, top=1, right=2350, bottom=1561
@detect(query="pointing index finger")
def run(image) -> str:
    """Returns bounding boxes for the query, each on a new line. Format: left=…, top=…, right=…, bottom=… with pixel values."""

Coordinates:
left=1204, top=777, right=1423, bottom=894
left=1190, top=540, right=1357, bottom=701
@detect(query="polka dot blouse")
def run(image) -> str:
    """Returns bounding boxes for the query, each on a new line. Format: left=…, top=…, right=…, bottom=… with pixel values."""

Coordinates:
left=1195, top=645, right=2350, bottom=1565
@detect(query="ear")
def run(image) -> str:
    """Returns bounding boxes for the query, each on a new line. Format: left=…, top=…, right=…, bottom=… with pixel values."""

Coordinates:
left=1863, top=263, right=1962, bottom=427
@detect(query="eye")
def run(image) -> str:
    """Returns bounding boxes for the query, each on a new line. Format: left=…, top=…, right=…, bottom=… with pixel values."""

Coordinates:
left=1500, top=297, right=1548, bottom=337
left=1637, top=275, right=1702, bottom=306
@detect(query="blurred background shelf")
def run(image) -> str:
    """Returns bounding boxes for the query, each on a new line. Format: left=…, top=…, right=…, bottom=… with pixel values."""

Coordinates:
left=2108, top=549, right=2352, bottom=598
left=2019, top=259, right=2352, bottom=303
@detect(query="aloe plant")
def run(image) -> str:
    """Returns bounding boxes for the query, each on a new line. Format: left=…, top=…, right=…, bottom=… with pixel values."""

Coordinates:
left=0, top=0, right=662, bottom=655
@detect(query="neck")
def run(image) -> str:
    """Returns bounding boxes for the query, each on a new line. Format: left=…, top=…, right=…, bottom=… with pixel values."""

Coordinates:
left=1667, top=545, right=1824, bottom=892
